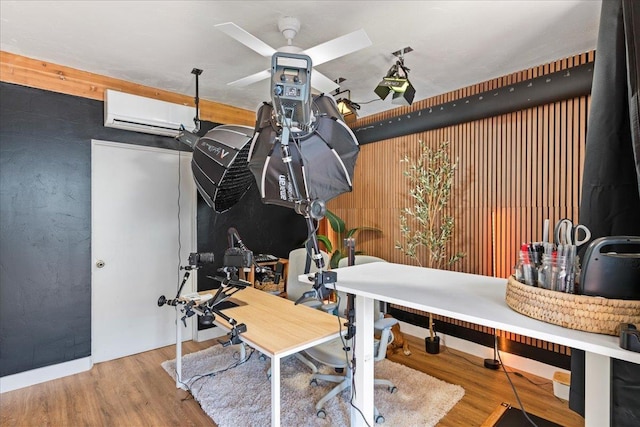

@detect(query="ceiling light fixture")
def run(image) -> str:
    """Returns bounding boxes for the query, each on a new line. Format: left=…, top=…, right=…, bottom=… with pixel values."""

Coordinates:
left=374, top=46, right=415, bottom=106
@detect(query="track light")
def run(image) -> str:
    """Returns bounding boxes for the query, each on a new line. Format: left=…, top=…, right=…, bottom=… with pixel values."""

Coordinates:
left=337, top=98, right=360, bottom=117
left=374, top=47, right=415, bottom=106
left=333, top=86, right=360, bottom=119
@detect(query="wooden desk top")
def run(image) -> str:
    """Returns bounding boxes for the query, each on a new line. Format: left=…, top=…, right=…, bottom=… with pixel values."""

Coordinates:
left=202, top=286, right=343, bottom=358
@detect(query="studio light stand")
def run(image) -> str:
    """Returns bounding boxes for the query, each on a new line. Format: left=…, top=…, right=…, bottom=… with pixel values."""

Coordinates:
left=484, top=331, right=502, bottom=370
left=269, top=52, right=335, bottom=304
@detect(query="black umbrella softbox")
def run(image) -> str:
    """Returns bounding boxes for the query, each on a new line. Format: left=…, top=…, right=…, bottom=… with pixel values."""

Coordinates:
left=248, top=94, right=360, bottom=210
left=191, top=125, right=255, bottom=213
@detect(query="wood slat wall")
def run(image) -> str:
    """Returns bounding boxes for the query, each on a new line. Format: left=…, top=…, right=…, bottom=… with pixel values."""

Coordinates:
left=329, top=51, right=594, bottom=355
left=333, top=50, right=593, bottom=277
left=0, top=51, right=256, bottom=126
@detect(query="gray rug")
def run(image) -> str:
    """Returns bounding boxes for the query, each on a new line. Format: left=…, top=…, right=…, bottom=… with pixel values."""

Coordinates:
left=162, top=345, right=464, bottom=427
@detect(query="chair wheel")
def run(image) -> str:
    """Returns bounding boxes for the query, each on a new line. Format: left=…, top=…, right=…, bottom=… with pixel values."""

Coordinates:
left=389, top=386, right=398, bottom=394
left=375, top=415, right=385, bottom=424
left=310, top=378, right=318, bottom=386
left=317, top=409, right=326, bottom=419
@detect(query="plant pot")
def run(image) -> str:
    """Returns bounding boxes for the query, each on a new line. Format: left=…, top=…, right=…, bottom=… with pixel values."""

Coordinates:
left=425, top=336, right=440, bottom=354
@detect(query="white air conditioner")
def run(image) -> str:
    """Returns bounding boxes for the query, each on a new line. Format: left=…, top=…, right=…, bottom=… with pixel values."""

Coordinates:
left=104, top=89, right=196, bottom=137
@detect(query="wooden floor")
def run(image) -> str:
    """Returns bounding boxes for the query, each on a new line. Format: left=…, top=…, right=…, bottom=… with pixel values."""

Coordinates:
left=0, top=334, right=584, bottom=426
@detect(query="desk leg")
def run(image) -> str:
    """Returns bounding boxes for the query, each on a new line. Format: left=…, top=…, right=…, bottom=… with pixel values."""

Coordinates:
left=176, top=307, right=183, bottom=389
left=584, top=352, right=610, bottom=427
left=352, top=295, right=375, bottom=427
left=271, top=356, right=281, bottom=427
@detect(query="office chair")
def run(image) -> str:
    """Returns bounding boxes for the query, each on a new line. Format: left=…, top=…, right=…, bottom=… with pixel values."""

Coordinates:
left=304, top=255, right=398, bottom=423
left=286, top=247, right=331, bottom=308
left=264, top=247, right=333, bottom=375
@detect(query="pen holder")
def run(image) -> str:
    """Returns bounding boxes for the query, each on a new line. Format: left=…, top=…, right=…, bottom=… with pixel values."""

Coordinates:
left=505, top=276, right=640, bottom=336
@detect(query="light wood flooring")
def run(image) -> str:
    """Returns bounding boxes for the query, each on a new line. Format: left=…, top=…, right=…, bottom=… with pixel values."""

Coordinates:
left=0, top=334, right=583, bottom=426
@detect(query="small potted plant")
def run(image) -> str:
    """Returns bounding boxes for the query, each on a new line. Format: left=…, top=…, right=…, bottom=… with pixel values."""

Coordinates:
left=317, top=209, right=382, bottom=269
left=395, top=140, right=464, bottom=354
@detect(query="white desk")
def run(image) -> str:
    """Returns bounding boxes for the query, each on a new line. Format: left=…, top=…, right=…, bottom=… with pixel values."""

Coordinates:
left=175, top=287, right=343, bottom=427
left=327, top=262, right=640, bottom=427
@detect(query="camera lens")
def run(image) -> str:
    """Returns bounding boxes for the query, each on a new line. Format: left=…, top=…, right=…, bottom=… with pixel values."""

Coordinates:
left=198, top=252, right=215, bottom=264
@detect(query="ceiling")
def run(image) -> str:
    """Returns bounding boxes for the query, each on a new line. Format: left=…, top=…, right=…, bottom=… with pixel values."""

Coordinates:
left=0, top=1, right=601, bottom=119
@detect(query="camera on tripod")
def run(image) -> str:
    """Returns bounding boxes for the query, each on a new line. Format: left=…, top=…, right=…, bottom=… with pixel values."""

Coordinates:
left=187, top=252, right=215, bottom=268
left=223, top=247, right=253, bottom=269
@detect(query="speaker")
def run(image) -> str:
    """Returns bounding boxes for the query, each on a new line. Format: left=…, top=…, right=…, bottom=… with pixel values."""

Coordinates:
left=191, top=125, right=255, bottom=213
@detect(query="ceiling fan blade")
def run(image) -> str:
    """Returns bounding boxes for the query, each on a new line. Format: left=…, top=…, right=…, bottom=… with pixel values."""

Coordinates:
left=303, top=29, right=372, bottom=66
left=310, top=70, right=340, bottom=94
left=227, top=69, right=271, bottom=87
left=215, top=22, right=277, bottom=57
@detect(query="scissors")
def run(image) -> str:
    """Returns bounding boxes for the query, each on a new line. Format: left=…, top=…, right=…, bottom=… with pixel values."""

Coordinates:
left=554, top=218, right=591, bottom=246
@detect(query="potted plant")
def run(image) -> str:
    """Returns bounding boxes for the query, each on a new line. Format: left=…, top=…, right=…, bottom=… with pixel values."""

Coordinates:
left=395, top=139, right=464, bottom=353
left=317, top=209, right=382, bottom=269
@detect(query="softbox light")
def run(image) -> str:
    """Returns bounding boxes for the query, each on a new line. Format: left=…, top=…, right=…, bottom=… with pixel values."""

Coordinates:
left=190, top=125, right=255, bottom=213
left=248, top=94, right=359, bottom=210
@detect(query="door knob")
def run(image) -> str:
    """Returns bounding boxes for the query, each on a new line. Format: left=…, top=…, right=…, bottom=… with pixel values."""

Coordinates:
left=96, top=260, right=105, bottom=268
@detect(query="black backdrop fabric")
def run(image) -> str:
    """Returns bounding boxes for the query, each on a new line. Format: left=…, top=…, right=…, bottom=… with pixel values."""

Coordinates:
left=573, top=0, right=640, bottom=425
left=195, top=183, right=308, bottom=292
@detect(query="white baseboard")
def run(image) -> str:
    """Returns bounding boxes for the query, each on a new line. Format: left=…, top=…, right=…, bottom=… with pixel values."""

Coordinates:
left=2, top=325, right=222, bottom=393
left=398, top=321, right=570, bottom=380
left=0, top=357, right=93, bottom=394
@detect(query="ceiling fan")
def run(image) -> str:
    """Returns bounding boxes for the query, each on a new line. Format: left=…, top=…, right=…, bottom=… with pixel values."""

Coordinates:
left=215, top=16, right=372, bottom=94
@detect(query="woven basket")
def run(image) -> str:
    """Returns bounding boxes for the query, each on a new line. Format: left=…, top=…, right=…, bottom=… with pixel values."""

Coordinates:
left=505, top=276, right=640, bottom=336
left=254, top=280, right=284, bottom=294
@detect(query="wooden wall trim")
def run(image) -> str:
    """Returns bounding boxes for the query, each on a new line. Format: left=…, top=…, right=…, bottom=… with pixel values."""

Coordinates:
left=0, top=51, right=255, bottom=126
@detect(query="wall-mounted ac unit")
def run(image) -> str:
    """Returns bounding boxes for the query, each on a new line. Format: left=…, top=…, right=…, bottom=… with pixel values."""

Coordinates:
left=104, top=89, right=196, bottom=137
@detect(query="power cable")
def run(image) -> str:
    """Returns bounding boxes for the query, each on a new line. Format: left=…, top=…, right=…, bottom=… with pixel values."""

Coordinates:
left=175, top=347, right=255, bottom=397
left=496, top=341, right=539, bottom=427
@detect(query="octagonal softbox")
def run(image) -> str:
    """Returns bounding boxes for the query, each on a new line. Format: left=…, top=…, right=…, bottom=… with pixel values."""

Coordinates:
left=247, top=94, right=360, bottom=209
left=191, top=124, right=255, bottom=213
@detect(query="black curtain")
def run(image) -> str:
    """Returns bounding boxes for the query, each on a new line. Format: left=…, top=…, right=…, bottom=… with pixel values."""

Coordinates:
left=572, top=0, right=640, bottom=425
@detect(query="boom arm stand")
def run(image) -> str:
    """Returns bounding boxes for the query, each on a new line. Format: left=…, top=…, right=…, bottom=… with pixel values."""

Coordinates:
left=343, top=237, right=357, bottom=340
left=158, top=269, right=249, bottom=344
left=278, top=125, right=334, bottom=304
left=194, top=277, right=249, bottom=346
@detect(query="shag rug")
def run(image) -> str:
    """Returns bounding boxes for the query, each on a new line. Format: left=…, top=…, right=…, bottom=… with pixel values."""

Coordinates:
left=162, top=345, right=464, bottom=427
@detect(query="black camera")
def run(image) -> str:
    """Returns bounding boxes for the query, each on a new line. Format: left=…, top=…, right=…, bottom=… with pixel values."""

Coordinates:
left=188, top=252, right=215, bottom=267
left=223, top=247, right=253, bottom=268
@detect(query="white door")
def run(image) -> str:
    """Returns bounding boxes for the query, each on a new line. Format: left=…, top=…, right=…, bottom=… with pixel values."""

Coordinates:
left=91, top=140, right=196, bottom=363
